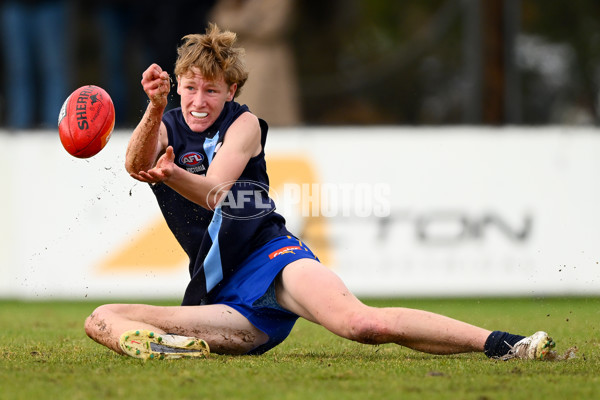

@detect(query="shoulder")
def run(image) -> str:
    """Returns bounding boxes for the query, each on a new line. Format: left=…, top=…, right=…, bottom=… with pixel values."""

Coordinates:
left=222, top=102, right=250, bottom=126
left=224, top=111, right=262, bottom=156
left=229, top=111, right=261, bottom=138
left=236, top=110, right=259, bottom=126
left=227, top=101, right=249, bottom=116
left=221, top=102, right=259, bottom=136
left=226, top=102, right=260, bottom=130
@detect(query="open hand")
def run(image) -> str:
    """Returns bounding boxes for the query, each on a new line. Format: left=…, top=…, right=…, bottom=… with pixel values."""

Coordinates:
left=130, top=146, right=177, bottom=183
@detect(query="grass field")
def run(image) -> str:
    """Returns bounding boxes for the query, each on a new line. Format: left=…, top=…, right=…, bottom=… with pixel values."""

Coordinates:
left=0, top=297, right=599, bottom=400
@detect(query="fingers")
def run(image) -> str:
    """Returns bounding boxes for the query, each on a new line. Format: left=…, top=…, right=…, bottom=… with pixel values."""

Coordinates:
left=142, top=63, right=168, bottom=81
left=141, top=64, right=161, bottom=85
left=129, top=146, right=176, bottom=183
left=165, top=146, right=175, bottom=161
left=141, top=63, right=171, bottom=105
left=142, top=73, right=170, bottom=90
left=130, top=171, right=155, bottom=183
left=130, top=169, right=166, bottom=183
left=129, top=171, right=147, bottom=183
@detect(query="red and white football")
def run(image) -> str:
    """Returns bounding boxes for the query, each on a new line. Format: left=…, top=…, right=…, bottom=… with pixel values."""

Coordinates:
left=58, top=85, right=115, bottom=158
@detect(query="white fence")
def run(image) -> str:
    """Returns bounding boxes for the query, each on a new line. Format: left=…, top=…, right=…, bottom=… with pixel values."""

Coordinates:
left=1, top=126, right=599, bottom=299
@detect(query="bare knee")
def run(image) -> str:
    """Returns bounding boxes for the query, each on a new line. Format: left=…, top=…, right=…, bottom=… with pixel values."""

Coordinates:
left=84, top=304, right=120, bottom=340
left=341, top=311, right=391, bottom=345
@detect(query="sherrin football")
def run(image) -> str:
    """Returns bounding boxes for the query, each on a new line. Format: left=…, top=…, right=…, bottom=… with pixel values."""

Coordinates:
left=58, top=85, right=115, bottom=158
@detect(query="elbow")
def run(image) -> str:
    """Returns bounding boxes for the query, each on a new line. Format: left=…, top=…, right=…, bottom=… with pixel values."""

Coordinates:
left=124, top=153, right=149, bottom=176
left=124, top=147, right=136, bottom=174
left=204, top=194, right=221, bottom=211
left=124, top=159, right=134, bottom=175
left=204, top=185, right=230, bottom=210
left=124, top=157, right=139, bottom=176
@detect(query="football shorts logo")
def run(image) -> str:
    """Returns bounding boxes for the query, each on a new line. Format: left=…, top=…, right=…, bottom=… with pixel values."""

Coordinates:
left=180, top=152, right=204, bottom=166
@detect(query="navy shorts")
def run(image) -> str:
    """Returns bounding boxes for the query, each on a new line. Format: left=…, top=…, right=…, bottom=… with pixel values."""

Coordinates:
left=206, top=235, right=319, bottom=354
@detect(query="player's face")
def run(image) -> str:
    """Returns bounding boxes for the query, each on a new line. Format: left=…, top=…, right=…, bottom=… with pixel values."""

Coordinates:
left=177, top=69, right=237, bottom=133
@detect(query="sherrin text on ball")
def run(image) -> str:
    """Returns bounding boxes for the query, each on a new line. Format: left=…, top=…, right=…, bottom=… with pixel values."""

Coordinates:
left=58, top=85, right=115, bottom=158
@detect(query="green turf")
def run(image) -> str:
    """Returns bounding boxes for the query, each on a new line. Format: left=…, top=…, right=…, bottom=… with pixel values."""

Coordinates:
left=0, top=297, right=598, bottom=400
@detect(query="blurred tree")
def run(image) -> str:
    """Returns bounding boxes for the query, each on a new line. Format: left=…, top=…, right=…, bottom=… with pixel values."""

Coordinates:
left=290, top=0, right=600, bottom=126
left=2, top=0, right=598, bottom=128
left=292, top=0, right=461, bottom=125
left=521, top=0, right=600, bottom=124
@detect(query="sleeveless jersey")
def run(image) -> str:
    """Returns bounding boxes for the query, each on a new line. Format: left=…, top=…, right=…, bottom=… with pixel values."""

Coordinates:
left=151, top=101, right=290, bottom=305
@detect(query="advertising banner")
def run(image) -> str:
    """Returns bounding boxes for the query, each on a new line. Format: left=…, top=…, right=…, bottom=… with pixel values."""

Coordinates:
left=1, top=127, right=599, bottom=299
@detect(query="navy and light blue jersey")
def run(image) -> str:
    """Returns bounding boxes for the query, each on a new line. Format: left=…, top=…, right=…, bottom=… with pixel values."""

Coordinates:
left=151, top=101, right=290, bottom=305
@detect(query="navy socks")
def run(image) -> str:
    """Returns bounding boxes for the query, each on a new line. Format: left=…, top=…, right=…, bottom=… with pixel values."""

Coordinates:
left=483, top=331, right=526, bottom=358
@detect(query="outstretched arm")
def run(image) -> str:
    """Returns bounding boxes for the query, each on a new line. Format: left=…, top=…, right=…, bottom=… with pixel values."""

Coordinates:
left=125, top=64, right=170, bottom=175
left=131, top=111, right=262, bottom=210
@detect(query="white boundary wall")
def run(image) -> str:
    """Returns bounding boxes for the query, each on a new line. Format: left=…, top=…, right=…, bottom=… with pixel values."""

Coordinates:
left=1, top=126, right=599, bottom=299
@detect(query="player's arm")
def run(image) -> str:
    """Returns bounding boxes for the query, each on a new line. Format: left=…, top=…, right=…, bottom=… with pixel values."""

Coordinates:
left=131, top=112, right=262, bottom=210
left=125, top=64, right=170, bottom=175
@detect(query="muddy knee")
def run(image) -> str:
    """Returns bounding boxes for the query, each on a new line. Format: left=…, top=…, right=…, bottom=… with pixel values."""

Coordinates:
left=84, top=304, right=119, bottom=340
left=345, top=313, right=390, bottom=345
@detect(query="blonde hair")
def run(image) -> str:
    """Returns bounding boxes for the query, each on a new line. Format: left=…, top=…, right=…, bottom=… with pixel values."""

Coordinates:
left=174, top=23, right=248, bottom=97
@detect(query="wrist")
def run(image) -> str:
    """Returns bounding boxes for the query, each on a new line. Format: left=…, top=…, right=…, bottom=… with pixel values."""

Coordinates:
left=148, top=100, right=167, bottom=114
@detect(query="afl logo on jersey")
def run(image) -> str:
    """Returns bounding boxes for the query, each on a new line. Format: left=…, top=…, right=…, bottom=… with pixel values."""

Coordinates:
left=179, top=152, right=204, bottom=166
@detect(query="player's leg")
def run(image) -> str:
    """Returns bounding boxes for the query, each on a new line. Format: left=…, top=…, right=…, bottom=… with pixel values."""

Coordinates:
left=275, top=258, right=490, bottom=354
left=84, top=303, right=269, bottom=355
